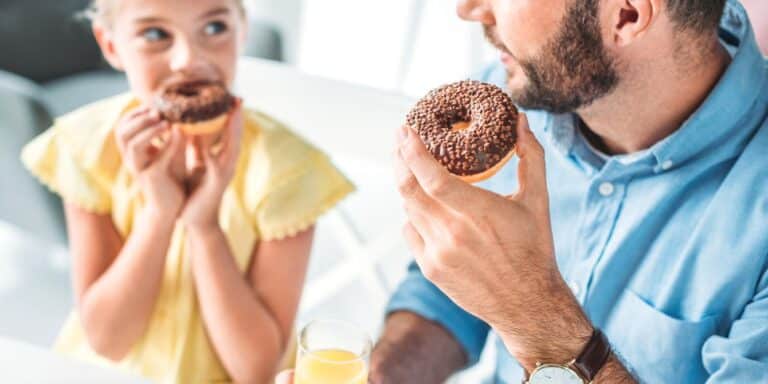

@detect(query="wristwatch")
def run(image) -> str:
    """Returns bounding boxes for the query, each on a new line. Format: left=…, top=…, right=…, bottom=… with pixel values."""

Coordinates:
left=525, top=328, right=611, bottom=384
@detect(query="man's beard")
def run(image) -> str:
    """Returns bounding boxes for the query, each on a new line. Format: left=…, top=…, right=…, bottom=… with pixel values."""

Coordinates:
left=485, top=0, right=619, bottom=113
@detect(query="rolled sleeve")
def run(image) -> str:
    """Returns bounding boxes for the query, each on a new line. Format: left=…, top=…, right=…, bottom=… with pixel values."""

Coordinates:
left=702, top=267, right=768, bottom=383
left=386, top=261, right=491, bottom=366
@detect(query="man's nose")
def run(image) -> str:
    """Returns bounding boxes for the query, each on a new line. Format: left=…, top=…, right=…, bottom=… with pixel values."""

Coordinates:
left=456, top=0, right=495, bottom=24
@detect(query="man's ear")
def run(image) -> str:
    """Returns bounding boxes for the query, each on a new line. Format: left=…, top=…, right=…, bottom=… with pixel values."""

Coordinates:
left=606, top=0, right=661, bottom=47
left=93, top=23, right=124, bottom=70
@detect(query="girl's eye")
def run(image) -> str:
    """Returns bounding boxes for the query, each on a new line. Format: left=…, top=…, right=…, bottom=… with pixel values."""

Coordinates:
left=142, top=27, right=169, bottom=42
left=204, top=21, right=228, bottom=36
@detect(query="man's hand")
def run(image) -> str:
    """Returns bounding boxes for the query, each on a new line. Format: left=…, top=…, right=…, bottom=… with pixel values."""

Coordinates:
left=394, top=114, right=592, bottom=370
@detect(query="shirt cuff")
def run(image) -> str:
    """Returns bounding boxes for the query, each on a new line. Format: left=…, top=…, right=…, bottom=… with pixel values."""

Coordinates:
left=386, top=262, right=491, bottom=366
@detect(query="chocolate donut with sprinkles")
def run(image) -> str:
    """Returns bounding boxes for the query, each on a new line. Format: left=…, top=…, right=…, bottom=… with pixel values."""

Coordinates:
left=155, top=80, right=236, bottom=136
left=406, top=80, right=518, bottom=183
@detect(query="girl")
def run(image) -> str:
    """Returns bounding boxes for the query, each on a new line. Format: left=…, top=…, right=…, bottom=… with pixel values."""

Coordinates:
left=21, top=0, right=354, bottom=383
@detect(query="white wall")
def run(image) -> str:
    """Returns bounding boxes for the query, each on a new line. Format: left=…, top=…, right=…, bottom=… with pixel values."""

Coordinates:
left=251, top=0, right=499, bottom=97
left=399, top=0, right=497, bottom=96
left=248, top=0, right=305, bottom=63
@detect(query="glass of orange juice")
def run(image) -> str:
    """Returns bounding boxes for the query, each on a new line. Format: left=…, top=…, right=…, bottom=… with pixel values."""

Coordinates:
left=294, top=319, right=372, bottom=384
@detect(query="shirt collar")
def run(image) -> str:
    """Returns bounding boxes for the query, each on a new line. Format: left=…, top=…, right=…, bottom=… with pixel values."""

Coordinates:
left=540, top=0, right=766, bottom=173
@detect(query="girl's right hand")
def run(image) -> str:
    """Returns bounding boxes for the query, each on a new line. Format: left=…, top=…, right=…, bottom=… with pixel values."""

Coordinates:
left=116, top=107, right=185, bottom=221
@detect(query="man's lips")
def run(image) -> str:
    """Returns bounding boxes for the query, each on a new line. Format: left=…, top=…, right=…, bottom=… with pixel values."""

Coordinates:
left=483, top=25, right=514, bottom=58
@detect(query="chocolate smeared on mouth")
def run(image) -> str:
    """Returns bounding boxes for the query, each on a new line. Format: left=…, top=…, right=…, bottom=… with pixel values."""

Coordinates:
left=155, top=80, right=235, bottom=124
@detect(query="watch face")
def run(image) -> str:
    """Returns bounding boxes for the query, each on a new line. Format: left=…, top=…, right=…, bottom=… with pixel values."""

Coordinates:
left=528, top=365, right=584, bottom=384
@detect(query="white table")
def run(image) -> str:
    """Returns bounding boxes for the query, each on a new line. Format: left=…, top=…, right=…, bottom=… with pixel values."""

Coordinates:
left=0, top=222, right=135, bottom=382
left=0, top=337, right=148, bottom=384
left=0, top=221, right=72, bottom=346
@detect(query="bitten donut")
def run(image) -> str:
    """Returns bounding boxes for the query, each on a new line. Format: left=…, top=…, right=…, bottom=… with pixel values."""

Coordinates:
left=406, top=80, right=518, bottom=183
left=155, top=80, right=236, bottom=135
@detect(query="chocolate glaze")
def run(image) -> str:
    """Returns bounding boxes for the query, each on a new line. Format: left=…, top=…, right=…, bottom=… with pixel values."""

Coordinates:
left=406, top=80, right=518, bottom=177
left=155, top=80, right=235, bottom=123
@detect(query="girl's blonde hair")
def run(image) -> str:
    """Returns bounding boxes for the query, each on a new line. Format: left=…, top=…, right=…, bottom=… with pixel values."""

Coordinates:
left=84, top=0, right=246, bottom=26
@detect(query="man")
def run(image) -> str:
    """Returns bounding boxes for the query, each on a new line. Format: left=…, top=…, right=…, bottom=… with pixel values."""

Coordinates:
left=279, top=0, right=767, bottom=382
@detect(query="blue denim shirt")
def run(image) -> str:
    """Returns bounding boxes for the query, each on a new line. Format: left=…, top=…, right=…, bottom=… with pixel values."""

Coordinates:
left=386, top=1, right=768, bottom=382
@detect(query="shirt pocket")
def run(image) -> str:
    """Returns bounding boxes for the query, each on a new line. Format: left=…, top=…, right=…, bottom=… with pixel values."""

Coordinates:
left=604, top=289, right=716, bottom=383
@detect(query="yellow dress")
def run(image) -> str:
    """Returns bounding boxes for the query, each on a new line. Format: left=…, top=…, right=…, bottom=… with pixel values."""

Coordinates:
left=20, top=93, right=355, bottom=383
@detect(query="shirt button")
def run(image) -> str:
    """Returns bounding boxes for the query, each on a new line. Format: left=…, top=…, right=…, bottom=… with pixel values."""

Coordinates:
left=598, top=182, right=615, bottom=196
left=569, top=281, right=581, bottom=296
left=661, top=160, right=674, bottom=171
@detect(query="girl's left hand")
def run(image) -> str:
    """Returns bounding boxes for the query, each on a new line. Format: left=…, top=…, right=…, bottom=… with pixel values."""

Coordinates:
left=180, top=100, right=243, bottom=231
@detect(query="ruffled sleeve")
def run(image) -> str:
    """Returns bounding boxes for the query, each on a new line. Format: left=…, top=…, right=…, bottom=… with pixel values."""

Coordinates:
left=240, top=110, right=355, bottom=241
left=20, top=94, right=133, bottom=214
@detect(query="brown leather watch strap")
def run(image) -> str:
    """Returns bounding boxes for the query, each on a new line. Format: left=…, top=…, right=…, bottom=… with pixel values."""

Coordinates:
left=571, top=328, right=611, bottom=382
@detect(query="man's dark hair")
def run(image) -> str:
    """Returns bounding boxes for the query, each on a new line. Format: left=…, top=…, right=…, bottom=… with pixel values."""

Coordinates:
left=666, top=0, right=727, bottom=33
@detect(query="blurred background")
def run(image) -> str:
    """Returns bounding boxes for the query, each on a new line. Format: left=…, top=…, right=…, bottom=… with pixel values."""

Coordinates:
left=0, top=0, right=765, bottom=382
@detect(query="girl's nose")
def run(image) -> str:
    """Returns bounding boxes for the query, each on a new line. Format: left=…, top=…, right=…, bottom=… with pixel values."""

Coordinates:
left=456, top=0, right=495, bottom=25
left=170, top=38, right=203, bottom=73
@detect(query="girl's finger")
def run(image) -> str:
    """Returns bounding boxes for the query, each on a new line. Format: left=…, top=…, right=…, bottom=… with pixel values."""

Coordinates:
left=155, top=128, right=184, bottom=169
left=126, top=122, right=169, bottom=172
left=116, top=109, right=162, bottom=147
left=127, top=121, right=169, bottom=149
left=216, top=101, right=244, bottom=171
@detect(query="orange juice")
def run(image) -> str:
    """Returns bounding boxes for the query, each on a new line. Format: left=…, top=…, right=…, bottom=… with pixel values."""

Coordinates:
left=295, top=349, right=368, bottom=384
